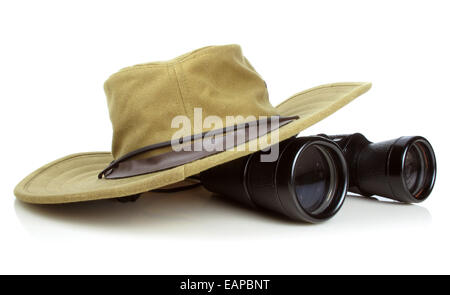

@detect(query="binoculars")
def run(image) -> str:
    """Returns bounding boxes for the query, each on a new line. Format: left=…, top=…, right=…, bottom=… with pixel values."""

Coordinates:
left=200, top=133, right=437, bottom=223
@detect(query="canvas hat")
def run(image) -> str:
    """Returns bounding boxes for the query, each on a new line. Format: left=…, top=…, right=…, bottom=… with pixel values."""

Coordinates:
left=14, top=44, right=371, bottom=204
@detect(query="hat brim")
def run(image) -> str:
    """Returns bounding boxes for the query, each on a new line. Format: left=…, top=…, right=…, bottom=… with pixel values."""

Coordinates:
left=15, top=82, right=371, bottom=204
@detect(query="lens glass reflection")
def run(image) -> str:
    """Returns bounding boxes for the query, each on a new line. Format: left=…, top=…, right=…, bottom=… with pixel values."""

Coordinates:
left=294, top=146, right=336, bottom=215
left=402, top=141, right=436, bottom=198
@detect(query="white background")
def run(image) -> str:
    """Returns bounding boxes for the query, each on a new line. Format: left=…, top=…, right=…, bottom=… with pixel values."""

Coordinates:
left=1, top=0, right=449, bottom=274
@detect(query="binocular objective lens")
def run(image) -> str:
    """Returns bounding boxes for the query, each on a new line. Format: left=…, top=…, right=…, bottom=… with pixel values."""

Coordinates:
left=403, top=143, right=424, bottom=195
left=402, top=140, right=435, bottom=199
left=294, top=146, right=336, bottom=215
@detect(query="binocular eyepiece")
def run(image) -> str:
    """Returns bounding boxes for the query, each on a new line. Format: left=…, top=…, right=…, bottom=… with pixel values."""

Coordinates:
left=200, top=133, right=436, bottom=223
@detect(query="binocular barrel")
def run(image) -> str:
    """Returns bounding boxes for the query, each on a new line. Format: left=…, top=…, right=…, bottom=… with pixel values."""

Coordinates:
left=201, top=136, right=348, bottom=223
left=200, top=133, right=436, bottom=222
left=322, top=133, right=436, bottom=203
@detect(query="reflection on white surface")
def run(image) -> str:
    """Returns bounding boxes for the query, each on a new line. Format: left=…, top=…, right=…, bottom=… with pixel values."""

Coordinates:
left=14, top=186, right=431, bottom=239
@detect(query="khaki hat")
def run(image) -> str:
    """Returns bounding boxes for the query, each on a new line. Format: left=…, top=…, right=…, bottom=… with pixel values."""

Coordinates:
left=14, top=44, right=371, bottom=204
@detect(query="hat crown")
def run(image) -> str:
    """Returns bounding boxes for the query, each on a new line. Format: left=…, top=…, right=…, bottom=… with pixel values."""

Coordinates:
left=104, top=44, right=277, bottom=159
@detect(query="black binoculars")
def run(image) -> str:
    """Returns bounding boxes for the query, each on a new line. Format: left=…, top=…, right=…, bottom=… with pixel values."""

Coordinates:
left=200, top=133, right=436, bottom=223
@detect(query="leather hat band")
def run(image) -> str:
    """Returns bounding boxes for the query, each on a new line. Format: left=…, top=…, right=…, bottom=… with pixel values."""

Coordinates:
left=98, top=115, right=298, bottom=179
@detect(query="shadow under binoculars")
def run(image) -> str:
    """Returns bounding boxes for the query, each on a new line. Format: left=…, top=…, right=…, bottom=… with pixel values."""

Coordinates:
left=200, top=133, right=436, bottom=223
